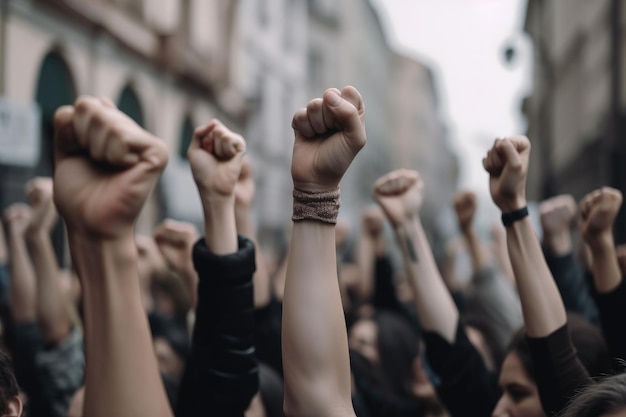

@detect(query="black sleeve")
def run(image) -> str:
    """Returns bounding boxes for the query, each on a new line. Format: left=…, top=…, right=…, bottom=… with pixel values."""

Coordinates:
left=372, top=256, right=402, bottom=312
left=593, top=278, right=626, bottom=364
left=422, top=323, right=500, bottom=417
left=527, top=325, right=590, bottom=417
left=544, top=250, right=600, bottom=326
left=176, top=236, right=259, bottom=417
left=254, top=299, right=283, bottom=376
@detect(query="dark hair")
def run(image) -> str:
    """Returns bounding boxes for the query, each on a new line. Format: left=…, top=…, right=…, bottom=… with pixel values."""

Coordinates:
left=559, top=373, right=626, bottom=417
left=374, top=311, right=421, bottom=399
left=464, top=312, right=505, bottom=370
left=0, top=350, right=19, bottom=413
left=506, top=313, right=610, bottom=381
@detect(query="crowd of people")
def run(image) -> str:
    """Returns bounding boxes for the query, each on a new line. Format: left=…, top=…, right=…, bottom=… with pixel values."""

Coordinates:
left=0, top=85, right=625, bottom=417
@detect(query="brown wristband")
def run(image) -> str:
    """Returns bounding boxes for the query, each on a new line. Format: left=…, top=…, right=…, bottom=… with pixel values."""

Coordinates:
left=292, top=187, right=340, bottom=225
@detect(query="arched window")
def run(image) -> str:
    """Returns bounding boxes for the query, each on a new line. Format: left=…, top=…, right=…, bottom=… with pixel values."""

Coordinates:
left=117, top=85, right=144, bottom=127
left=179, top=115, right=194, bottom=160
left=35, top=51, right=76, bottom=175
left=34, top=50, right=76, bottom=265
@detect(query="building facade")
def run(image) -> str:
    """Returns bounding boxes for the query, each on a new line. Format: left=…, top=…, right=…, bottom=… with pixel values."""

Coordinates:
left=524, top=0, right=626, bottom=240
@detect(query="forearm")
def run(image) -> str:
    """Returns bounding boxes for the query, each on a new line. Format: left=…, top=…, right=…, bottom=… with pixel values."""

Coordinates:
left=282, top=222, right=354, bottom=417
left=70, top=233, right=172, bottom=417
left=236, top=205, right=271, bottom=308
left=396, top=217, right=458, bottom=343
left=27, top=233, right=71, bottom=344
left=8, top=234, right=37, bottom=322
left=588, top=234, right=621, bottom=293
left=355, top=235, right=376, bottom=301
left=462, top=226, right=489, bottom=272
left=203, top=197, right=238, bottom=255
left=506, top=217, right=567, bottom=337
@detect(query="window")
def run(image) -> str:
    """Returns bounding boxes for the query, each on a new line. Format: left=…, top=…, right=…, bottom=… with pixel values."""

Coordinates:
left=117, top=85, right=145, bottom=127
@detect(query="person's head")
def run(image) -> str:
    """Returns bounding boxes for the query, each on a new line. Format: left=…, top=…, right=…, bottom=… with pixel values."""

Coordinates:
left=0, top=350, right=22, bottom=416
left=493, top=317, right=610, bottom=417
left=465, top=313, right=505, bottom=372
left=349, top=311, right=420, bottom=399
left=560, top=373, right=626, bottom=417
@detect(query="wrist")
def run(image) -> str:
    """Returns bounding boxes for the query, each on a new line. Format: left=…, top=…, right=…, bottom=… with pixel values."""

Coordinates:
left=498, top=197, right=527, bottom=213
left=586, top=232, right=615, bottom=254
left=543, top=230, right=572, bottom=256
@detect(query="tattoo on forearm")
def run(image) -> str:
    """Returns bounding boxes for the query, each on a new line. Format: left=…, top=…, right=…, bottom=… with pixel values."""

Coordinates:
left=405, top=237, right=419, bottom=263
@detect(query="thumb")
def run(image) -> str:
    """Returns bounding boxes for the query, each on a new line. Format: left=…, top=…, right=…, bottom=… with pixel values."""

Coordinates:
left=53, top=106, right=78, bottom=162
left=496, top=139, right=523, bottom=172
left=323, top=87, right=366, bottom=151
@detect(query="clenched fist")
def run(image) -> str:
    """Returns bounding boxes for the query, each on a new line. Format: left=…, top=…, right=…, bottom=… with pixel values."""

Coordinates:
left=580, top=187, right=622, bottom=243
left=25, top=177, right=57, bottom=238
left=291, top=87, right=366, bottom=192
left=483, top=136, right=530, bottom=213
left=53, top=96, right=168, bottom=239
left=154, top=219, right=198, bottom=275
left=373, top=169, right=424, bottom=228
left=453, top=191, right=477, bottom=231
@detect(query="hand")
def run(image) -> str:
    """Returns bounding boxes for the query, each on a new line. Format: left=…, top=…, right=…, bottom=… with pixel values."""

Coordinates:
left=3, top=204, right=33, bottom=238
left=188, top=119, right=246, bottom=203
left=136, top=234, right=169, bottom=284
left=579, top=187, right=623, bottom=244
left=483, top=136, right=530, bottom=212
left=154, top=219, right=198, bottom=275
left=234, top=156, right=255, bottom=208
left=540, top=194, right=576, bottom=236
left=453, top=191, right=477, bottom=231
left=291, top=86, right=366, bottom=191
left=53, top=97, right=168, bottom=239
left=25, top=177, right=58, bottom=237
left=372, top=169, right=424, bottom=228
left=361, top=206, right=385, bottom=238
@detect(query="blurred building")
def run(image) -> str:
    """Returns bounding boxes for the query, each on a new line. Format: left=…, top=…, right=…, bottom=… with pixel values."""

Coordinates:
left=0, top=0, right=457, bottom=257
left=0, top=0, right=247, bottom=244
left=524, top=0, right=626, bottom=240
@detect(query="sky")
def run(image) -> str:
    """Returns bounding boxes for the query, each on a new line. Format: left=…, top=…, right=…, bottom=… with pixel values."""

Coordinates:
left=370, top=0, right=533, bottom=193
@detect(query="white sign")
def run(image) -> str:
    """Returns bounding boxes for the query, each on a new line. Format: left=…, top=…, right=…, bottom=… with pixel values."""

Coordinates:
left=0, top=96, right=41, bottom=167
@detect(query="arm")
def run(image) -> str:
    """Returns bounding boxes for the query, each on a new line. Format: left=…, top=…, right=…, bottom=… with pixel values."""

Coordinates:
left=3, top=204, right=37, bottom=323
left=24, top=177, right=72, bottom=345
left=580, top=187, right=626, bottom=362
left=374, top=171, right=498, bottom=417
left=483, top=136, right=588, bottom=416
left=354, top=205, right=386, bottom=302
left=235, top=156, right=272, bottom=309
left=53, top=97, right=172, bottom=417
left=176, top=119, right=258, bottom=416
left=454, top=191, right=522, bottom=350
left=283, top=87, right=365, bottom=417
left=540, top=195, right=599, bottom=325
left=154, top=219, right=199, bottom=310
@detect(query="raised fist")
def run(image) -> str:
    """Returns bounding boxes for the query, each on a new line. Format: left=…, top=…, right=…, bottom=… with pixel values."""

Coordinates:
left=372, top=169, right=424, bottom=228
left=3, top=204, right=33, bottom=238
left=579, top=187, right=623, bottom=242
left=25, top=177, right=58, bottom=237
left=483, top=136, right=530, bottom=213
left=234, top=156, right=255, bottom=208
left=188, top=119, right=246, bottom=201
left=361, top=206, right=385, bottom=238
left=540, top=194, right=576, bottom=237
left=53, top=96, right=168, bottom=239
left=154, top=219, right=198, bottom=275
left=291, top=86, right=366, bottom=192
left=453, top=191, right=477, bottom=231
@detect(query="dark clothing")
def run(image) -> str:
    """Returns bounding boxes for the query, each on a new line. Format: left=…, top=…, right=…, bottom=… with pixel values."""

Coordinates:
left=254, top=299, right=283, bottom=376
left=176, top=236, right=259, bottom=417
left=527, top=325, right=590, bottom=416
left=593, top=278, right=626, bottom=366
left=12, top=323, right=84, bottom=417
left=422, top=324, right=500, bottom=417
left=544, top=250, right=600, bottom=326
